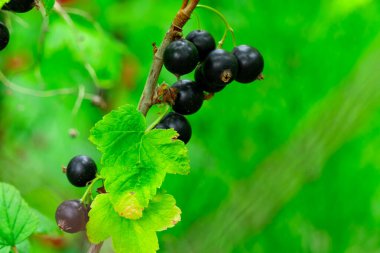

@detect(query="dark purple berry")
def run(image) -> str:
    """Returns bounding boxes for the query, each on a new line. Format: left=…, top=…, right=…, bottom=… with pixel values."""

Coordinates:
left=172, top=79, right=204, bottom=115
left=154, top=122, right=167, bottom=129
left=163, top=39, right=199, bottom=75
left=195, top=65, right=226, bottom=93
left=155, top=112, right=192, bottom=144
left=0, top=22, right=9, bottom=51
left=186, top=30, right=216, bottom=61
left=2, top=0, right=35, bottom=13
left=55, top=200, right=88, bottom=233
left=233, top=45, right=264, bottom=83
left=202, top=49, right=238, bottom=86
left=66, top=155, right=97, bottom=187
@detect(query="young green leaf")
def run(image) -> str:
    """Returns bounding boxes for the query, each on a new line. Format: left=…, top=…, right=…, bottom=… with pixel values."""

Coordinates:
left=0, top=245, right=10, bottom=253
left=87, top=193, right=181, bottom=253
left=0, top=183, right=39, bottom=247
left=0, top=0, right=10, bottom=9
left=41, top=0, right=55, bottom=14
left=90, top=105, right=190, bottom=219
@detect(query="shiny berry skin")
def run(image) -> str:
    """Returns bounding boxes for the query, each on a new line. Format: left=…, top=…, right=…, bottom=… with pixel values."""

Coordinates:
left=195, top=65, right=226, bottom=93
left=172, top=79, right=204, bottom=115
left=163, top=39, right=199, bottom=75
left=233, top=45, right=264, bottom=83
left=0, top=22, right=9, bottom=51
left=2, top=0, right=35, bottom=13
left=55, top=200, right=88, bottom=233
left=202, top=49, right=238, bottom=86
left=186, top=30, right=216, bottom=61
left=66, top=155, right=97, bottom=187
left=155, top=112, right=192, bottom=144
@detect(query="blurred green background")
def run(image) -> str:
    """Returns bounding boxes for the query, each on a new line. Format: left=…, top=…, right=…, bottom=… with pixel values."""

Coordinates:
left=1, top=0, right=380, bottom=252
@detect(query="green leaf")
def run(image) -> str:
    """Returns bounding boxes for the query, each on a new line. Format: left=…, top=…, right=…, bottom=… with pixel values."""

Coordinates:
left=0, top=183, right=39, bottom=247
left=90, top=105, right=190, bottom=219
left=0, top=0, right=10, bottom=9
left=43, top=16, right=128, bottom=89
left=41, top=0, right=55, bottom=14
left=31, top=209, right=60, bottom=235
left=0, top=245, right=10, bottom=253
left=87, top=193, right=181, bottom=253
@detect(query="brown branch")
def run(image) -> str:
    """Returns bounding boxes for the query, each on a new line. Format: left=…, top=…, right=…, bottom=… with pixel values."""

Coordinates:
left=137, top=0, right=200, bottom=115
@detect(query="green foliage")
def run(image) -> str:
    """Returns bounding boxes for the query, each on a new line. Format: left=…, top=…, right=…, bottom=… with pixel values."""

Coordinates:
left=0, top=183, right=38, bottom=248
left=1, top=0, right=380, bottom=252
left=87, top=193, right=180, bottom=253
left=41, top=0, right=55, bottom=14
left=0, top=0, right=10, bottom=9
left=90, top=104, right=190, bottom=219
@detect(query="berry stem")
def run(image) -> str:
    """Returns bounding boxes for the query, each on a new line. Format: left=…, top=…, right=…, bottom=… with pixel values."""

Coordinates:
left=145, top=104, right=170, bottom=132
left=80, top=176, right=104, bottom=204
left=137, top=0, right=201, bottom=116
left=196, top=4, right=237, bottom=48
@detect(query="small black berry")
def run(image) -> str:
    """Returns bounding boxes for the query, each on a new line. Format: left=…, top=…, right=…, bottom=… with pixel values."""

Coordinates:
left=55, top=200, right=88, bottom=233
left=2, top=0, right=35, bottom=13
left=154, top=122, right=167, bottom=129
left=163, top=39, right=199, bottom=75
left=155, top=112, right=192, bottom=144
left=66, top=155, right=97, bottom=187
left=233, top=45, right=264, bottom=83
left=0, top=22, right=10, bottom=51
left=195, top=65, right=226, bottom=93
left=202, top=49, right=238, bottom=86
left=172, top=79, right=204, bottom=115
left=186, top=30, right=216, bottom=61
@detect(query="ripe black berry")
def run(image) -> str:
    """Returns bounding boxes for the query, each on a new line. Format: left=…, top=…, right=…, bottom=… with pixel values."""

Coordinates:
left=66, top=155, right=97, bottom=187
left=202, top=49, right=238, bottom=86
left=233, top=45, right=264, bottom=83
left=0, top=22, right=10, bottom=51
left=2, top=0, right=35, bottom=13
left=186, top=30, right=216, bottom=61
left=55, top=200, right=88, bottom=233
left=163, top=39, right=199, bottom=75
left=155, top=112, right=192, bottom=144
left=172, top=79, right=204, bottom=115
left=195, top=65, right=226, bottom=93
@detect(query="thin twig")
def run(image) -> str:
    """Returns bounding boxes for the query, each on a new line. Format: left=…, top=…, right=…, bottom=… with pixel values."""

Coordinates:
left=11, top=246, right=18, bottom=253
left=87, top=242, right=104, bottom=253
left=0, top=71, right=95, bottom=99
left=137, top=0, right=201, bottom=116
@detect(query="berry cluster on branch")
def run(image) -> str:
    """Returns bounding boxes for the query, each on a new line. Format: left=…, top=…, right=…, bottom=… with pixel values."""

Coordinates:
left=155, top=27, right=264, bottom=144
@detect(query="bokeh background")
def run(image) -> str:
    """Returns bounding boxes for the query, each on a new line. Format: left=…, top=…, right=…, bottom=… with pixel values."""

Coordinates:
left=1, top=0, right=380, bottom=252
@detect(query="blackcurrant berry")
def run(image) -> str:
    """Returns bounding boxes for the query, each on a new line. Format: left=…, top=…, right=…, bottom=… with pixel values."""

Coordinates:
left=186, top=30, right=216, bottom=61
left=172, top=79, right=204, bottom=115
left=66, top=155, right=97, bottom=187
left=55, top=200, right=88, bottom=233
left=154, top=122, right=167, bottom=129
left=202, top=49, right=238, bottom=86
left=233, top=45, right=264, bottom=83
left=155, top=112, right=192, bottom=144
left=163, top=39, right=199, bottom=75
left=2, top=0, right=35, bottom=13
left=195, top=65, right=226, bottom=93
left=0, top=22, right=10, bottom=51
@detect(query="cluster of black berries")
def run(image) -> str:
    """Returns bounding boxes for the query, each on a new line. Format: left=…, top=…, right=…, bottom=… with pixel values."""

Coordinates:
left=0, top=0, right=35, bottom=51
left=156, top=30, right=264, bottom=144
left=55, top=155, right=97, bottom=233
